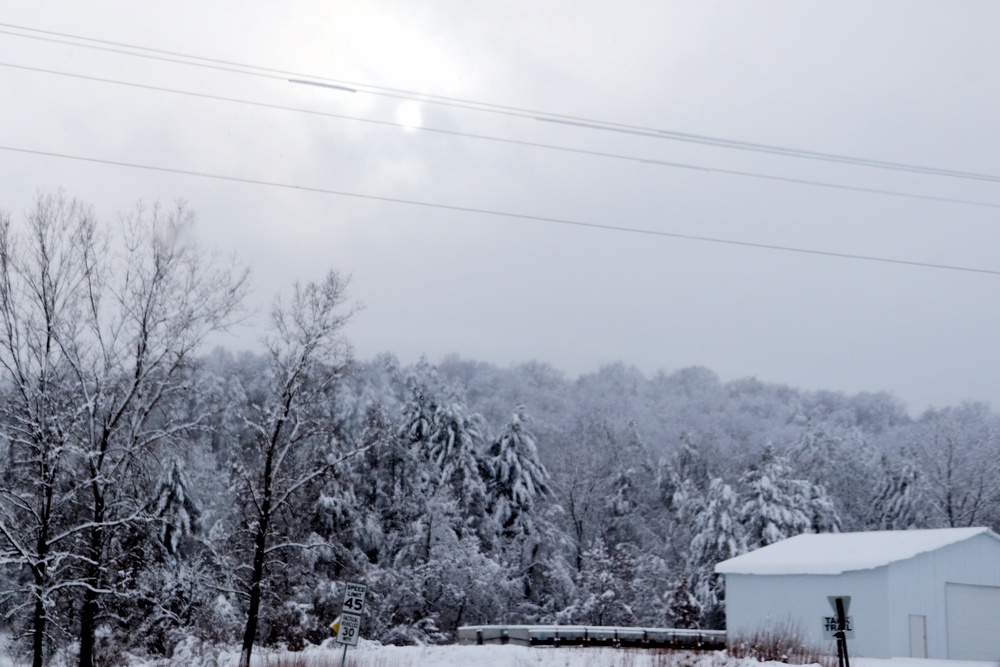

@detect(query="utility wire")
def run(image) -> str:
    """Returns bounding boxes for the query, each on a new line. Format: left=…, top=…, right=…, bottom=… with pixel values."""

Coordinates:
left=2, top=143, right=997, bottom=277
left=3, top=61, right=999, bottom=212
left=3, top=22, right=1000, bottom=183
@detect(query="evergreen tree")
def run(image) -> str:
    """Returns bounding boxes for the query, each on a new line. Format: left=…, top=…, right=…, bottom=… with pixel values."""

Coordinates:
left=398, top=364, right=489, bottom=540
left=687, top=478, right=746, bottom=628
left=429, top=400, right=488, bottom=526
left=664, top=576, right=702, bottom=629
left=689, top=479, right=747, bottom=571
left=399, top=358, right=442, bottom=445
left=657, top=432, right=709, bottom=511
left=351, top=402, right=431, bottom=565
left=867, top=455, right=920, bottom=530
left=487, top=407, right=551, bottom=539
left=154, top=459, right=203, bottom=556
left=800, top=480, right=841, bottom=533
left=739, top=446, right=811, bottom=548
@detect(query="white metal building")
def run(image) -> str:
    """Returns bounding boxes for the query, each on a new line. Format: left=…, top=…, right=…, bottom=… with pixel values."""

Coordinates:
left=715, top=527, right=1000, bottom=660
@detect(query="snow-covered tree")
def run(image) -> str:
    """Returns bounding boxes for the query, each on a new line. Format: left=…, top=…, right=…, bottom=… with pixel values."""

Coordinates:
left=362, top=535, right=518, bottom=645
left=486, top=407, right=551, bottom=539
left=657, top=433, right=709, bottom=510
left=554, top=444, right=605, bottom=572
left=658, top=468, right=705, bottom=568
left=664, top=576, right=702, bottom=629
left=233, top=271, right=358, bottom=667
left=866, top=455, right=920, bottom=530
left=689, top=478, right=747, bottom=571
left=154, top=459, right=202, bottom=556
left=601, top=422, right=656, bottom=548
left=350, top=401, right=431, bottom=565
left=558, top=538, right=636, bottom=626
left=739, top=447, right=811, bottom=548
left=800, top=480, right=841, bottom=533
left=908, top=403, right=1000, bottom=528
left=429, top=400, right=488, bottom=534
left=687, top=478, right=746, bottom=627
left=399, top=359, right=442, bottom=445
left=789, top=423, right=876, bottom=530
left=0, top=195, right=89, bottom=667
left=0, top=194, right=248, bottom=667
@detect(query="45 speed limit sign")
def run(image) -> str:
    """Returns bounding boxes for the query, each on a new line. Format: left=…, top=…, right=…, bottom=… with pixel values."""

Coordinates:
left=342, top=582, right=367, bottom=614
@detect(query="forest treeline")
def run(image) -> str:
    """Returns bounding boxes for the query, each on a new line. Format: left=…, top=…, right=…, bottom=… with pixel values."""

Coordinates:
left=1, top=194, right=999, bottom=666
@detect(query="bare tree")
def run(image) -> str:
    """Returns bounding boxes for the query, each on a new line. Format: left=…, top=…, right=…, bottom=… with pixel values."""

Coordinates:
left=235, top=271, right=358, bottom=667
left=0, top=192, right=248, bottom=667
left=910, top=403, right=1000, bottom=528
left=0, top=195, right=95, bottom=667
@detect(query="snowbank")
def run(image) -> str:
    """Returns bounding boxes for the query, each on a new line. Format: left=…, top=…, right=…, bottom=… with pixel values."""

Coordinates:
left=3, top=635, right=997, bottom=667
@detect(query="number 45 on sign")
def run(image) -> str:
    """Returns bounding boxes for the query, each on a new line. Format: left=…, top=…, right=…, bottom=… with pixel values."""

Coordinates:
left=342, top=582, right=367, bottom=614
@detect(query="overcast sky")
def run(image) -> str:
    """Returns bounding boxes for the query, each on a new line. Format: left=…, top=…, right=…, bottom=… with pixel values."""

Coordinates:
left=2, top=2, right=1000, bottom=413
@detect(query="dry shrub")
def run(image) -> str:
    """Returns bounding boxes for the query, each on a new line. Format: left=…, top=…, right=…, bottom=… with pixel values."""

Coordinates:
left=650, top=649, right=709, bottom=667
left=260, top=652, right=412, bottom=667
left=727, top=621, right=836, bottom=667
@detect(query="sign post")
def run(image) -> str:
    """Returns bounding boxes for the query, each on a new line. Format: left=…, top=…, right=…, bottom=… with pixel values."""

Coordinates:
left=827, top=596, right=851, bottom=667
left=335, top=582, right=368, bottom=667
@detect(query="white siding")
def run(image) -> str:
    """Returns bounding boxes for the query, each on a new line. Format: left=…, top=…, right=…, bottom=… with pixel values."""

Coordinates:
left=724, top=569, right=890, bottom=658
left=886, top=532, right=1000, bottom=658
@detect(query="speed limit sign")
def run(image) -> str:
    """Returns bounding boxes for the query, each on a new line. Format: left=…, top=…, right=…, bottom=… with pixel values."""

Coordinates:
left=342, top=582, right=367, bottom=615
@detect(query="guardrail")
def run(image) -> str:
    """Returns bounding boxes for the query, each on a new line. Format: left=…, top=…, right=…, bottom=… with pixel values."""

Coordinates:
left=457, top=625, right=727, bottom=650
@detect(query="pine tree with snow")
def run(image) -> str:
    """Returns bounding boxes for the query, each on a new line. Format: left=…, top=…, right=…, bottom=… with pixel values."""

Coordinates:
left=589, top=421, right=655, bottom=549
left=687, top=477, right=746, bottom=628
left=486, top=406, right=551, bottom=539
left=399, top=365, right=439, bottom=445
left=664, top=576, right=702, bottom=629
left=739, top=446, right=811, bottom=548
left=428, top=400, right=489, bottom=539
left=800, top=480, right=841, bottom=533
left=395, top=362, right=490, bottom=542
left=360, top=402, right=431, bottom=562
left=657, top=432, right=709, bottom=511
left=867, top=455, right=920, bottom=530
left=688, top=478, right=747, bottom=572
left=658, top=469, right=705, bottom=567
left=154, top=458, right=202, bottom=556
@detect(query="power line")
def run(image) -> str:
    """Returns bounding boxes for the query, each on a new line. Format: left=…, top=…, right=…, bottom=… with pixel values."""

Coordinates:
left=3, top=60, right=999, bottom=212
left=2, top=143, right=997, bottom=277
left=3, top=22, right=1000, bottom=183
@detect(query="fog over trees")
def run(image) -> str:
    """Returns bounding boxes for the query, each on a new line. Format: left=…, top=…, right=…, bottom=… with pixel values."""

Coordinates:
left=2, top=194, right=1000, bottom=665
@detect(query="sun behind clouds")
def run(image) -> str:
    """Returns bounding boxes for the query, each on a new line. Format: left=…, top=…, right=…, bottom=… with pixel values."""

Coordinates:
left=396, top=100, right=424, bottom=129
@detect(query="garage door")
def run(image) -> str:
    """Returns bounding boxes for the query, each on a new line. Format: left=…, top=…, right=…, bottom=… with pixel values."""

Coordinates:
left=946, top=583, right=1000, bottom=660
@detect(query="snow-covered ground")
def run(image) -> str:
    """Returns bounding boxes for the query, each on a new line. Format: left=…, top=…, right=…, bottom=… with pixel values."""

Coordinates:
left=2, top=636, right=997, bottom=667
left=240, top=643, right=1000, bottom=667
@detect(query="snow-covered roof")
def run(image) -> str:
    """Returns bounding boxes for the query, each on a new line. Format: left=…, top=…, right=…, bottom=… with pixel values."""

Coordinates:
left=715, top=527, right=996, bottom=575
